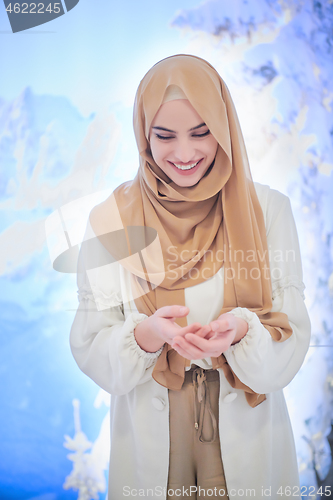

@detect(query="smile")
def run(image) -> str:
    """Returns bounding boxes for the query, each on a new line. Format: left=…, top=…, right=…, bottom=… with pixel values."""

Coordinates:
left=171, top=160, right=201, bottom=171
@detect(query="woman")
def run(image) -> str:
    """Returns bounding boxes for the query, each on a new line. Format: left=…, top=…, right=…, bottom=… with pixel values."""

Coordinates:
left=70, top=55, right=311, bottom=499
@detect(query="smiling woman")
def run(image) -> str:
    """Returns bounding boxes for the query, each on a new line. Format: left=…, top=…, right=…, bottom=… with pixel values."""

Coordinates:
left=150, top=90, right=218, bottom=187
left=70, top=55, right=311, bottom=499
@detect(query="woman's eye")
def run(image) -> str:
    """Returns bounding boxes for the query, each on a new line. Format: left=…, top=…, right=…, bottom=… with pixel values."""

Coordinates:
left=155, top=134, right=175, bottom=141
left=192, top=130, right=211, bottom=138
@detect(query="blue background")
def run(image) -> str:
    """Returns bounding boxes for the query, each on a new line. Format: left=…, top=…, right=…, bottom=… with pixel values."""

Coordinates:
left=1, top=0, right=332, bottom=499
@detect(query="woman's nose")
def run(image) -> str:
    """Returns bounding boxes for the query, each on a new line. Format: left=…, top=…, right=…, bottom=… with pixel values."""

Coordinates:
left=174, top=139, right=196, bottom=163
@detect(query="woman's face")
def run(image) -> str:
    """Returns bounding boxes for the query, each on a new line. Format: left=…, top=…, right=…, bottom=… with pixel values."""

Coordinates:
left=149, top=99, right=218, bottom=187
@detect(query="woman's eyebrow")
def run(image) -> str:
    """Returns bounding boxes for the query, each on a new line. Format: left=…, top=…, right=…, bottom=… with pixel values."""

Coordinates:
left=189, top=122, right=206, bottom=131
left=152, top=122, right=207, bottom=133
left=152, top=126, right=176, bottom=133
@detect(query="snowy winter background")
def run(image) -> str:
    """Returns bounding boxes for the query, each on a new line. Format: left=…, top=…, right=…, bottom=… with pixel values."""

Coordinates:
left=0, top=0, right=332, bottom=499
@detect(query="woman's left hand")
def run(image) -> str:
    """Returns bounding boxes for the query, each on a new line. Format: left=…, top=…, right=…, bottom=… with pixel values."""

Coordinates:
left=171, top=313, right=248, bottom=360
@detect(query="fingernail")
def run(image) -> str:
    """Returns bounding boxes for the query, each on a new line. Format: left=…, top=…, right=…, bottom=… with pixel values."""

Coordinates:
left=180, top=307, right=188, bottom=314
left=211, top=322, right=219, bottom=331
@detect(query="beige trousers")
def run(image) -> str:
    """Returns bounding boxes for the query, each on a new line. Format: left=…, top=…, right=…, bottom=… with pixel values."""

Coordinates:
left=167, top=367, right=228, bottom=499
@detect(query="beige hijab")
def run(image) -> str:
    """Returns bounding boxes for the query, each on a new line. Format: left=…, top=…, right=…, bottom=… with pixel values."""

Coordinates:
left=90, top=55, right=292, bottom=407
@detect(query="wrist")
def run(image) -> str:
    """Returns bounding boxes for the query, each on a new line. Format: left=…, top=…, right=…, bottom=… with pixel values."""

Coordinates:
left=231, top=317, right=248, bottom=345
left=134, top=317, right=165, bottom=353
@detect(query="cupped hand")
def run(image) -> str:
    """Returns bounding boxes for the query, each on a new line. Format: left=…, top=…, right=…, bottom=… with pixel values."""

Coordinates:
left=151, top=305, right=203, bottom=344
left=171, top=313, right=248, bottom=360
left=134, top=305, right=203, bottom=353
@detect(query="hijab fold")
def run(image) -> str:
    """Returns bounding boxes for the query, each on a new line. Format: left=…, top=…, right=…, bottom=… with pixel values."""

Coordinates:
left=90, top=55, right=292, bottom=408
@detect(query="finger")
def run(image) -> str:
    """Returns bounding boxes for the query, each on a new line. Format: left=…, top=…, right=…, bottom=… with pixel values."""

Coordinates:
left=178, top=322, right=202, bottom=336
left=173, top=336, right=206, bottom=359
left=211, top=313, right=236, bottom=331
left=167, top=323, right=202, bottom=341
left=210, top=319, right=232, bottom=333
left=155, top=305, right=189, bottom=319
left=194, top=324, right=213, bottom=338
left=163, top=323, right=202, bottom=345
left=203, top=330, right=218, bottom=340
left=184, top=333, right=210, bottom=349
left=172, top=335, right=186, bottom=344
left=172, top=342, right=193, bottom=360
left=185, top=333, right=230, bottom=354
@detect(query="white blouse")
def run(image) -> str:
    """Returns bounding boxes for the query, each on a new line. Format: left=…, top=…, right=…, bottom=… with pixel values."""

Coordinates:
left=70, top=182, right=311, bottom=499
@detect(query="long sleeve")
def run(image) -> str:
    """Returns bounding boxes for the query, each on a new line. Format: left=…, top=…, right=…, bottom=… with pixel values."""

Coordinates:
left=224, top=186, right=311, bottom=393
left=70, top=185, right=311, bottom=397
left=70, top=220, right=163, bottom=396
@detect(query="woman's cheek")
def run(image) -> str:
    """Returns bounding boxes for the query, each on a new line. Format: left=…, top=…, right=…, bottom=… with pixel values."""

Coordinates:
left=155, top=143, right=170, bottom=164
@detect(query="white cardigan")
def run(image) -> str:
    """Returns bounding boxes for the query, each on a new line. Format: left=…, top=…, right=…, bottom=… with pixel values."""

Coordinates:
left=70, top=182, right=311, bottom=500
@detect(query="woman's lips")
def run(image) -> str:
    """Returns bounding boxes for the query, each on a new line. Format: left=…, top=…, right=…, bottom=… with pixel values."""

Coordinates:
left=168, top=158, right=203, bottom=174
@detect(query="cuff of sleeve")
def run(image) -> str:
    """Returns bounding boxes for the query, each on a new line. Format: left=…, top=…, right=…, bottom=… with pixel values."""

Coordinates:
left=227, top=307, right=263, bottom=353
left=125, top=312, right=164, bottom=360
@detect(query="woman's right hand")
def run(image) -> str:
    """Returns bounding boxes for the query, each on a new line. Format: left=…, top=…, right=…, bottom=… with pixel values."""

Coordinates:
left=134, top=305, right=203, bottom=353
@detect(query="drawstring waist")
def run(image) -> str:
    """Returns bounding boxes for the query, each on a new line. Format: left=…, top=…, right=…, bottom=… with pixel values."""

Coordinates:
left=183, top=367, right=219, bottom=444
